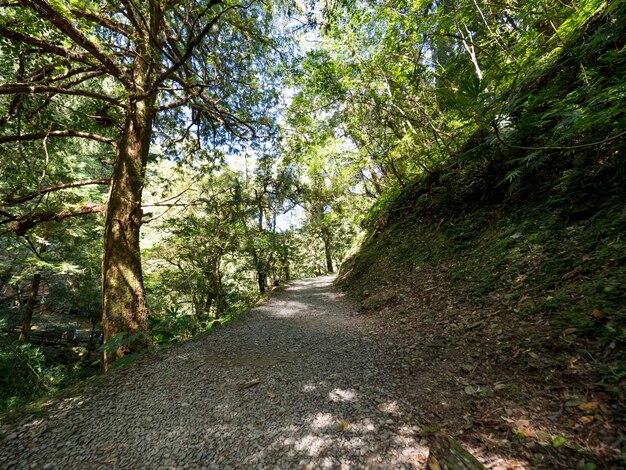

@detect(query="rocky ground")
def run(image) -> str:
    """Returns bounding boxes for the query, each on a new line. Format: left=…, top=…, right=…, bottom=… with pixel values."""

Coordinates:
left=2, top=275, right=597, bottom=469
left=1, top=276, right=425, bottom=469
left=0, top=277, right=617, bottom=469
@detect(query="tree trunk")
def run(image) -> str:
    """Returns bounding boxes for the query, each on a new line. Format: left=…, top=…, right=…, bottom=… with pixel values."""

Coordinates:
left=284, top=261, right=290, bottom=282
left=203, top=291, right=214, bottom=317
left=215, top=271, right=227, bottom=316
left=257, top=271, right=267, bottom=294
left=18, top=271, right=42, bottom=343
left=324, top=245, right=333, bottom=273
left=18, top=243, right=46, bottom=343
left=203, top=263, right=226, bottom=317
left=321, top=228, right=334, bottom=274
left=100, top=93, right=155, bottom=372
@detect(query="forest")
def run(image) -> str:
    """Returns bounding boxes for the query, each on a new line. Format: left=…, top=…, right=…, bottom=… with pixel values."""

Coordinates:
left=0, top=0, right=624, bottom=467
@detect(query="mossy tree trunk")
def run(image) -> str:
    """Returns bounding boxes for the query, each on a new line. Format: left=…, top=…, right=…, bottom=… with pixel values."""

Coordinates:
left=100, top=59, right=157, bottom=372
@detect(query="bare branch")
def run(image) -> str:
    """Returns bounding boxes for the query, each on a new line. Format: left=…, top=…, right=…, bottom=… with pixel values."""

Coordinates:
left=118, top=0, right=143, bottom=33
left=157, top=92, right=198, bottom=111
left=5, top=179, right=110, bottom=206
left=55, top=70, right=105, bottom=88
left=0, top=130, right=114, bottom=145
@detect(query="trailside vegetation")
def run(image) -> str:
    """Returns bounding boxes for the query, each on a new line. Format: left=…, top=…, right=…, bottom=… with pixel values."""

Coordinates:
left=0, top=4, right=624, bottom=465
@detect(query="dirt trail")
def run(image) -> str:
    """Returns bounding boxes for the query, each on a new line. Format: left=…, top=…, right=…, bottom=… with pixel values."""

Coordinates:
left=1, top=275, right=533, bottom=469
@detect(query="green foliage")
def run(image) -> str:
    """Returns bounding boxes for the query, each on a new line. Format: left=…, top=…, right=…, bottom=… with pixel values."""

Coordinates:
left=0, top=337, right=49, bottom=410
left=99, top=332, right=146, bottom=355
left=0, top=319, right=98, bottom=412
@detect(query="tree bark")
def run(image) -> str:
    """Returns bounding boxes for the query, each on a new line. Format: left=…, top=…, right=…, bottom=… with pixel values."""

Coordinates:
left=18, top=243, right=46, bottom=344
left=18, top=272, right=42, bottom=344
left=321, top=228, right=334, bottom=274
left=203, top=262, right=226, bottom=317
left=100, top=92, right=155, bottom=372
left=257, top=271, right=267, bottom=294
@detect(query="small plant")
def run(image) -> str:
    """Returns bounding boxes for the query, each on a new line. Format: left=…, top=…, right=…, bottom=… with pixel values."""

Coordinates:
left=0, top=337, right=49, bottom=411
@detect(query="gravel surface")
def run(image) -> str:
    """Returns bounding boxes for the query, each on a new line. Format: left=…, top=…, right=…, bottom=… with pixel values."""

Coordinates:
left=0, top=275, right=429, bottom=469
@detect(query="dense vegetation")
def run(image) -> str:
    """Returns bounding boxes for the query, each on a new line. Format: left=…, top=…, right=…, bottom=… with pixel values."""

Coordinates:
left=0, top=0, right=623, bottom=450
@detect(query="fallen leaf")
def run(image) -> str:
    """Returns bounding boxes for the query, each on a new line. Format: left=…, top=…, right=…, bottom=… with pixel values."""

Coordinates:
left=564, top=399, right=582, bottom=408
left=464, top=385, right=474, bottom=395
left=99, top=456, right=118, bottom=464
left=418, top=425, right=440, bottom=435
left=591, top=309, right=606, bottom=319
left=526, top=350, right=539, bottom=360
left=100, top=444, right=115, bottom=452
left=562, top=328, right=577, bottom=336
left=516, top=428, right=534, bottom=438
left=267, top=391, right=276, bottom=399
left=466, top=320, right=484, bottom=330
left=494, top=383, right=507, bottom=391
left=578, top=402, right=599, bottom=411
left=580, top=415, right=594, bottom=424
left=552, top=435, right=566, bottom=448
left=237, top=378, right=262, bottom=390
left=336, top=420, right=351, bottom=432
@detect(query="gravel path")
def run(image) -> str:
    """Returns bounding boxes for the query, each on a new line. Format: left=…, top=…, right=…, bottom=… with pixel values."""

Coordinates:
left=1, top=276, right=428, bottom=469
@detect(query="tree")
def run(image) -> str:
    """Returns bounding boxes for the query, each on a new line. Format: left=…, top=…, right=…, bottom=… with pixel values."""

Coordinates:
left=17, top=242, right=45, bottom=344
left=281, top=118, right=361, bottom=274
left=0, top=0, right=283, bottom=369
left=288, top=0, right=592, bottom=192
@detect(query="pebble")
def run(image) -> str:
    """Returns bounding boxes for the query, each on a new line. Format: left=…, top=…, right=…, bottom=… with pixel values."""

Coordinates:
left=0, top=276, right=426, bottom=469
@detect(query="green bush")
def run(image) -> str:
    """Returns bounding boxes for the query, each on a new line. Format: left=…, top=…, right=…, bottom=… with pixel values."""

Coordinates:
left=0, top=339, right=50, bottom=411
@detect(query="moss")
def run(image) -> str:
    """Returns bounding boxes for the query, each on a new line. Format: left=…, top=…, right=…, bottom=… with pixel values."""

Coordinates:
left=360, top=292, right=397, bottom=311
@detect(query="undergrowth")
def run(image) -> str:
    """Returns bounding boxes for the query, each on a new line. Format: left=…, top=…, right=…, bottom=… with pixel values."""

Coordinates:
left=0, top=292, right=262, bottom=415
left=338, top=2, right=626, bottom=419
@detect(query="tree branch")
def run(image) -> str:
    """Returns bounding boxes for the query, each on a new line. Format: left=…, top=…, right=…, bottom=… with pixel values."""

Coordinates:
left=1, top=203, right=104, bottom=235
left=157, top=92, right=199, bottom=111
left=152, top=0, right=238, bottom=93
left=0, top=83, right=121, bottom=105
left=19, top=0, right=132, bottom=88
left=0, top=25, right=89, bottom=62
left=0, top=130, right=114, bottom=145
left=4, top=179, right=110, bottom=206
left=69, top=7, right=135, bottom=38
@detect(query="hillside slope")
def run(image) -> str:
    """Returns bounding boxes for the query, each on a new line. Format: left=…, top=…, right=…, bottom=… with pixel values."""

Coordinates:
left=337, top=5, right=626, bottom=468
